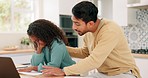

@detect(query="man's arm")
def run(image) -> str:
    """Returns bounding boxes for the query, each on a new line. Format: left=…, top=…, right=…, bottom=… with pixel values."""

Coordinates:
left=66, top=35, right=90, bottom=58
left=64, top=31, right=120, bottom=75
left=66, top=46, right=89, bottom=58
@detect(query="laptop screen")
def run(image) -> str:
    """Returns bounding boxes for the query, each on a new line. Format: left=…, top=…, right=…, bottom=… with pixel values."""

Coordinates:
left=0, top=57, right=20, bottom=78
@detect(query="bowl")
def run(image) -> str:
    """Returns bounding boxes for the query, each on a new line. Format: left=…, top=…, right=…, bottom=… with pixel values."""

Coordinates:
left=3, top=46, right=18, bottom=51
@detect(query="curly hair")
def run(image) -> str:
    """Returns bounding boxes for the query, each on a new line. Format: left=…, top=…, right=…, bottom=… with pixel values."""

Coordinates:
left=27, top=19, right=69, bottom=49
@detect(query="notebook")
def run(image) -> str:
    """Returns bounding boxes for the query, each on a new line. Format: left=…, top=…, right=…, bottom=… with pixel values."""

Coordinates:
left=0, top=57, right=20, bottom=78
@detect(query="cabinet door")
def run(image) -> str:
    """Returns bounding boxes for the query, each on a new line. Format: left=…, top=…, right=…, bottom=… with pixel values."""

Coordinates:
left=59, top=0, right=80, bottom=15
left=113, top=0, right=127, bottom=26
left=135, top=58, right=148, bottom=78
left=101, top=0, right=127, bottom=26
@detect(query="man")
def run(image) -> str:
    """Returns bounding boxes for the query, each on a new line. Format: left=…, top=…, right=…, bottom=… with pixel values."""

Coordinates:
left=42, top=1, right=141, bottom=78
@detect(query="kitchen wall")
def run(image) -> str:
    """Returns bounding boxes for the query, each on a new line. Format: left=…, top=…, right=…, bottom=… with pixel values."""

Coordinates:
left=59, top=0, right=80, bottom=15
left=122, top=9, right=148, bottom=50
left=42, top=0, right=59, bottom=25
left=0, top=33, right=27, bottom=50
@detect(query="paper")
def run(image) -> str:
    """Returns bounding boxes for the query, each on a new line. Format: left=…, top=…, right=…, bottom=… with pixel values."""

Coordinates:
left=16, top=65, right=29, bottom=69
left=65, top=76, right=93, bottom=78
left=19, top=71, right=42, bottom=76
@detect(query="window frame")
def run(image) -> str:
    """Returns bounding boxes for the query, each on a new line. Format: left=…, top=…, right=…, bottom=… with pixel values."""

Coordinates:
left=0, top=0, right=41, bottom=33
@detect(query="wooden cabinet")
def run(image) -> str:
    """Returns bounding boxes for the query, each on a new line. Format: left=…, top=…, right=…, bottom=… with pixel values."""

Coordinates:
left=134, top=57, right=148, bottom=78
left=101, top=0, right=127, bottom=26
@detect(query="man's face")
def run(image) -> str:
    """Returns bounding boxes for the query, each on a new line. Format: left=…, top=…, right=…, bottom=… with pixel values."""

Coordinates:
left=71, top=16, right=88, bottom=36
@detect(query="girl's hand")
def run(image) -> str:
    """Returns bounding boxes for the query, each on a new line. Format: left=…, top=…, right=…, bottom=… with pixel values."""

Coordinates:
left=29, top=35, right=46, bottom=54
left=18, top=66, right=38, bottom=72
left=36, top=41, right=46, bottom=54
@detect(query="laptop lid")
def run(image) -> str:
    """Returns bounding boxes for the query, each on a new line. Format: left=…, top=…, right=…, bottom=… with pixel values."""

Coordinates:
left=0, top=57, right=20, bottom=78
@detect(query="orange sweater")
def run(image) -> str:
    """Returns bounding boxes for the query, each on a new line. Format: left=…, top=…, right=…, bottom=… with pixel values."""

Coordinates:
left=64, top=19, right=141, bottom=78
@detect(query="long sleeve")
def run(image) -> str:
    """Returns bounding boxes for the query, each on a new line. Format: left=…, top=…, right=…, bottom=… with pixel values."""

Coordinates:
left=46, top=41, right=75, bottom=68
left=66, top=35, right=90, bottom=58
left=66, top=46, right=89, bottom=58
left=64, top=30, right=120, bottom=75
left=46, top=44, right=65, bottom=67
left=31, top=52, right=44, bottom=66
left=34, top=45, right=64, bottom=71
left=31, top=52, right=45, bottom=72
left=33, top=39, right=75, bottom=72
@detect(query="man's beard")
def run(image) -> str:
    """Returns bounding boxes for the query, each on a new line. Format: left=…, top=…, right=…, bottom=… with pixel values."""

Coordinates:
left=77, top=31, right=85, bottom=36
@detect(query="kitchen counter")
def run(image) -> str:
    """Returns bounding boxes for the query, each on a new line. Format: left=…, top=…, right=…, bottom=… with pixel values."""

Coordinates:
left=0, top=49, right=147, bottom=58
left=0, top=49, right=34, bottom=54
left=132, top=53, right=148, bottom=59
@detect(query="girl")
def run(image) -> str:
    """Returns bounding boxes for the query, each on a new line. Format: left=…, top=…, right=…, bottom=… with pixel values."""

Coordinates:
left=18, top=19, right=75, bottom=72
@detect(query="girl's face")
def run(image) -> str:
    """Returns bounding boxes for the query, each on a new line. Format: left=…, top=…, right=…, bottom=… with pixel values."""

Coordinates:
left=29, top=35, right=46, bottom=46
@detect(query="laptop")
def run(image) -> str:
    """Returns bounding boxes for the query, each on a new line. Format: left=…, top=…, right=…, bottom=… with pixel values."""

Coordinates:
left=0, top=57, right=20, bottom=78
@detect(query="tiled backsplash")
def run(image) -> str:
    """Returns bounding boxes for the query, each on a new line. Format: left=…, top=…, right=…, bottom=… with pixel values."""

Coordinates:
left=122, top=9, right=148, bottom=50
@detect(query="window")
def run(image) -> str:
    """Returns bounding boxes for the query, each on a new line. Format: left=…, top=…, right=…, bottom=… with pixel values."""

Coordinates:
left=0, top=0, right=35, bottom=32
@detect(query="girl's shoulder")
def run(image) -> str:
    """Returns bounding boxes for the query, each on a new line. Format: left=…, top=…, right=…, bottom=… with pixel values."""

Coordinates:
left=51, top=39, right=65, bottom=48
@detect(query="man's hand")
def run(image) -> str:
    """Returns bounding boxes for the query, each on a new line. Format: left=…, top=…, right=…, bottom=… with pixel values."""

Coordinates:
left=41, top=66, right=65, bottom=76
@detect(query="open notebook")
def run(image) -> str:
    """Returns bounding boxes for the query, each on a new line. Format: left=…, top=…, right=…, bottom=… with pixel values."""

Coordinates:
left=0, top=57, right=20, bottom=78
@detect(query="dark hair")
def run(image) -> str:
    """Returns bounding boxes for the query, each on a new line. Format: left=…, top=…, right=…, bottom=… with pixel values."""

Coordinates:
left=72, top=1, right=98, bottom=23
left=27, top=19, right=69, bottom=49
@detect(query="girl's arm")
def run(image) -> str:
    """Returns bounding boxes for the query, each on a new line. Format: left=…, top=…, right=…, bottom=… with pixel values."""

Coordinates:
left=31, top=52, right=45, bottom=66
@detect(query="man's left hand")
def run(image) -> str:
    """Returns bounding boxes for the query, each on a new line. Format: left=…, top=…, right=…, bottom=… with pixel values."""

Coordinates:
left=41, top=66, right=65, bottom=76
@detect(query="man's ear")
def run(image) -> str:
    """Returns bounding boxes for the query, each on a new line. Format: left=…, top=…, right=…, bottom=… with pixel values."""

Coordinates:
left=87, top=21, right=95, bottom=27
